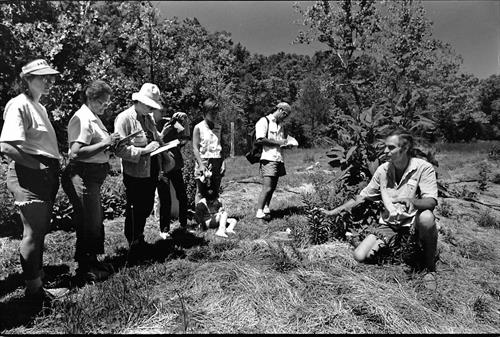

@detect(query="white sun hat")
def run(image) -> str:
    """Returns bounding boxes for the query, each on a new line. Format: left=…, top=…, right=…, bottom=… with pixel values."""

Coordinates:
left=131, top=83, right=162, bottom=110
left=21, top=59, right=60, bottom=76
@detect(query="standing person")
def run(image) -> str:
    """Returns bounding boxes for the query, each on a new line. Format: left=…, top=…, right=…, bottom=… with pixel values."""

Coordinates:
left=255, top=102, right=294, bottom=220
left=192, top=98, right=226, bottom=204
left=0, top=59, right=68, bottom=302
left=318, top=130, right=439, bottom=289
left=151, top=109, right=190, bottom=239
left=61, top=80, right=120, bottom=284
left=114, top=83, right=162, bottom=257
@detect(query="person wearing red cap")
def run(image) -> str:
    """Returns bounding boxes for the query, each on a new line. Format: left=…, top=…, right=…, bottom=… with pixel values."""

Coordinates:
left=113, top=83, right=163, bottom=261
left=0, top=58, right=68, bottom=303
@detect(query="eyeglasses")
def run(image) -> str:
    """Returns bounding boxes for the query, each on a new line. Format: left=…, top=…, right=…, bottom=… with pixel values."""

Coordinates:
left=39, top=75, right=56, bottom=83
left=96, top=98, right=111, bottom=107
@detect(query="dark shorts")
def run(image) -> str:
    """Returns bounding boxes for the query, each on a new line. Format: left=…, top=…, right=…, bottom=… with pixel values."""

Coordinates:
left=6, top=155, right=60, bottom=206
left=372, top=224, right=412, bottom=245
left=260, top=160, right=286, bottom=177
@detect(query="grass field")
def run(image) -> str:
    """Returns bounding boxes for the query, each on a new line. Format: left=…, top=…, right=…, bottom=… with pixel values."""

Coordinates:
left=1, top=142, right=499, bottom=333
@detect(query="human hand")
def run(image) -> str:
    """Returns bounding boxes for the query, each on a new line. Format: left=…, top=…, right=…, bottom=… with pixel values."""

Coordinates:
left=220, top=160, right=226, bottom=175
left=172, top=111, right=187, bottom=122
left=144, top=141, right=160, bottom=154
left=104, top=133, right=121, bottom=147
left=393, top=197, right=414, bottom=212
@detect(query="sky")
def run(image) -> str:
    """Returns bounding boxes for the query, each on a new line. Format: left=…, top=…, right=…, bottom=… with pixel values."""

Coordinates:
left=154, top=1, right=500, bottom=79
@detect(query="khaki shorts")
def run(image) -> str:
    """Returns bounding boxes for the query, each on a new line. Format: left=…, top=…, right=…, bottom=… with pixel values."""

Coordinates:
left=260, top=160, right=286, bottom=177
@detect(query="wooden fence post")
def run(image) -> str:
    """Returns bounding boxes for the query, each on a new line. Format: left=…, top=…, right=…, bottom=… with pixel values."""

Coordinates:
left=230, top=121, right=235, bottom=157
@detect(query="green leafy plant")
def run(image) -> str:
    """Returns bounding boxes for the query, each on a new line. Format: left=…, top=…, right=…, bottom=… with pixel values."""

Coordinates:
left=476, top=209, right=499, bottom=229
left=477, top=161, right=491, bottom=191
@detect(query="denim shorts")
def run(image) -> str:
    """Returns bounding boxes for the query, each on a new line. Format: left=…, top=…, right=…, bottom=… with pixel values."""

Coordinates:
left=6, top=155, right=60, bottom=206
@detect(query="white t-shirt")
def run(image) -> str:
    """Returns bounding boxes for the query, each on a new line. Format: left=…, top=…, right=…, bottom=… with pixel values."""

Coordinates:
left=255, top=114, right=285, bottom=162
left=196, top=120, right=222, bottom=159
left=67, top=104, right=110, bottom=163
left=0, top=93, right=60, bottom=159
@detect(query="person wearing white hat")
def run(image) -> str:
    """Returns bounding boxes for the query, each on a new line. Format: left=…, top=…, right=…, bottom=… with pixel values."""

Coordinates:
left=114, top=83, right=163, bottom=260
left=0, top=58, right=68, bottom=303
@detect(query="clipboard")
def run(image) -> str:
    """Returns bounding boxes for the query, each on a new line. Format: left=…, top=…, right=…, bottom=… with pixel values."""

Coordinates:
left=116, top=129, right=143, bottom=147
left=150, top=139, right=180, bottom=156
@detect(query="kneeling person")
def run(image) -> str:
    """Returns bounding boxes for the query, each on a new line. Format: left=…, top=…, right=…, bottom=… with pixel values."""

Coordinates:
left=320, top=130, right=438, bottom=274
left=194, top=182, right=236, bottom=238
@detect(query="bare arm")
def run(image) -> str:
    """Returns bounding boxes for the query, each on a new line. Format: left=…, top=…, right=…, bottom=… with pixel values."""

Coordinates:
left=192, top=125, right=206, bottom=170
left=68, top=133, right=120, bottom=161
left=0, top=141, right=48, bottom=169
left=321, top=194, right=367, bottom=216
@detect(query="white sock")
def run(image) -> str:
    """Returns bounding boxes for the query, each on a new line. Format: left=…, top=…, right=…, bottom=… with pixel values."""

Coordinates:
left=256, top=209, right=265, bottom=218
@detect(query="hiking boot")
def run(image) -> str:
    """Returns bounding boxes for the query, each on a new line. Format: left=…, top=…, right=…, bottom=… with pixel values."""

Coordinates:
left=77, top=260, right=114, bottom=285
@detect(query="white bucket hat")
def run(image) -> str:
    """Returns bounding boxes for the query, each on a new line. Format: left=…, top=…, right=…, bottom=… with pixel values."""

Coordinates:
left=132, top=83, right=162, bottom=110
left=21, top=59, right=60, bottom=76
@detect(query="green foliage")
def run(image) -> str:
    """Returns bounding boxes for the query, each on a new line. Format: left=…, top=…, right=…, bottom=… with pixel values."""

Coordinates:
left=0, top=159, right=21, bottom=236
left=437, top=199, right=453, bottom=218
left=477, top=161, right=491, bottom=191
left=476, top=210, right=499, bottom=229
left=180, top=144, right=196, bottom=210
left=299, top=171, right=381, bottom=246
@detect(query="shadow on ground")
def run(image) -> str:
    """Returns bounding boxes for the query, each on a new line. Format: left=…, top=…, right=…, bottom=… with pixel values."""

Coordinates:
left=268, top=205, right=307, bottom=219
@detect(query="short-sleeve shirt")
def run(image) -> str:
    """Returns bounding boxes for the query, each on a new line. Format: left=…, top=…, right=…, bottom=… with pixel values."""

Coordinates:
left=156, top=118, right=187, bottom=170
left=255, top=114, right=285, bottom=162
left=67, top=104, right=110, bottom=163
left=360, top=157, right=438, bottom=227
left=195, top=120, right=222, bottom=159
left=0, top=94, right=60, bottom=159
left=114, top=106, right=160, bottom=178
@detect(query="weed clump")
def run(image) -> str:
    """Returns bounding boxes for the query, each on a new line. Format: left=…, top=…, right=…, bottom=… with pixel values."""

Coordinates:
left=476, top=210, right=499, bottom=229
left=437, top=199, right=453, bottom=218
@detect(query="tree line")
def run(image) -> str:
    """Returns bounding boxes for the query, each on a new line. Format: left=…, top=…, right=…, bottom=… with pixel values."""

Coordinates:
left=1, top=0, right=499, bottom=160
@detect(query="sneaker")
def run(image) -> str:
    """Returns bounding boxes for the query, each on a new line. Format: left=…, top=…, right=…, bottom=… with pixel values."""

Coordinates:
left=25, top=287, right=69, bottom=304
left=263, top=205, right=270, bottom=214
left=159, top=232, right=171, bottom=240
left=256, top=209, right=266, bottom=219
left=215, top=230, right=228, bottom=238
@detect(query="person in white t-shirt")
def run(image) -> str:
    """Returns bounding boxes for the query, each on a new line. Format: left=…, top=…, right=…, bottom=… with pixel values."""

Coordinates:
left=61, top=80, right=120, bottom=284
left=254, top=102, right=294, bottom=220
left=0, top=59, right=68, bottom=302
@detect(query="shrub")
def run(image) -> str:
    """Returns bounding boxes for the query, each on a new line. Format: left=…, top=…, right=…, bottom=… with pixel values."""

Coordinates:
left=477, top=161, right=491, bottom=191
left=0, top=159, right=21, bottom=236
left=476, top=209, right=499, bottom=229
left=301, top=170, right=381, bottom=246
left=101, top=175, right=126, bottom=220
left=437, top=199, right=453, bottom=218
left=488, top=144, right=500, bottom=160
left=180, top=144, right=197, bottom=211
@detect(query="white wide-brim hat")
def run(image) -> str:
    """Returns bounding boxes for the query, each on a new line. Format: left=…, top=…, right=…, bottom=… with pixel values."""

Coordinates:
left=21, top=59, right=60, bottom=76
left=132, top=83, right=162, bottom=110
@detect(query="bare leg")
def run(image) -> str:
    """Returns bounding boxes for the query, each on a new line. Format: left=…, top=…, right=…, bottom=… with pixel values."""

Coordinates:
left=18, top=202, right=51, bottom=293
left=226, top=218, right=237, bottom=233
left=416, top=210, right=438, bottom=272
left=353, top=234, right=385, bottom=262
left=215, top=211, right=228, bottom=237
